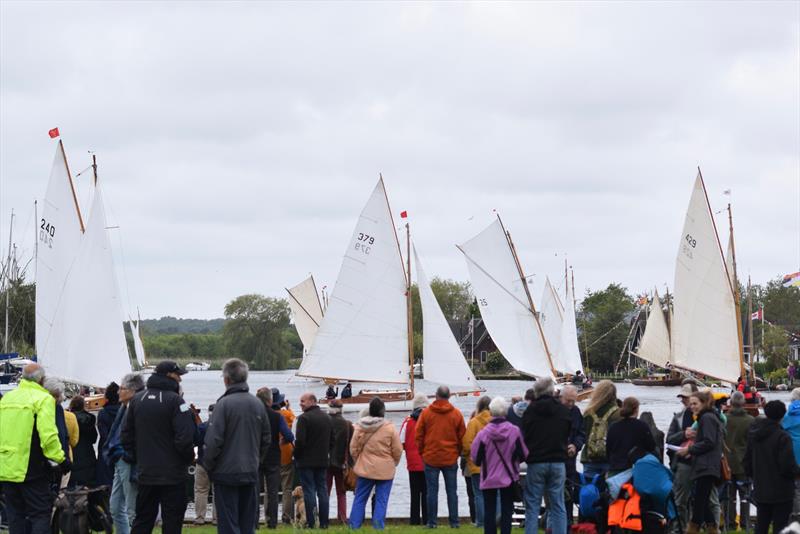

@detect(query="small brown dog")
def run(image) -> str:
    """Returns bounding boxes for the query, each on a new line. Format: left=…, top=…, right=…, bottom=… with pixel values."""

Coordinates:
left=291, top=486, right=306, bottom=528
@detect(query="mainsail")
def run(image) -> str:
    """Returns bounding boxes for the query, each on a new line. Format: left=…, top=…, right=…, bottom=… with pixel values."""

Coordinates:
left=413, top=246, right=480, bottom=392
left=457, top=219, right=554, bottom=378
left=560, top=275, right=585, bottom=375
left=539, top=278, right=566, bottom=373
left=634, top=291, right=672, bottom=368
left=671, top=172, right=741, bottom=384
left=286, top=275, right=324, bottom=356
left=297, top=178, right=409, bottom=384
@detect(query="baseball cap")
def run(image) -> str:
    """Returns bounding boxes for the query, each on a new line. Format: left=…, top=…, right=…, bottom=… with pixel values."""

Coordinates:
left=677, top=383, right=696, bottom=398
left=155, top=360, right=187, bottom=376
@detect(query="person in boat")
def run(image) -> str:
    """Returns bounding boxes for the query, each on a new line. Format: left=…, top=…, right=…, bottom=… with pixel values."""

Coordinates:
left=326, top=384, right=339, bottom=400
left=571, top=370, right=584, bottom=386
left=0, top=363, right=67, bottom=534
left=341, top=383, right=353, bottom=400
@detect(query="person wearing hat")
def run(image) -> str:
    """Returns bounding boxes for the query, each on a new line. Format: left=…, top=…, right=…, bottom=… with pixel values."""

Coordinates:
left=121, top=360, right=195, bottom=534
left=255, top=387, right=294, bottom=529
left=666, top=381, right=698, bottom=533
left=745, top=400, right=800, bottom=534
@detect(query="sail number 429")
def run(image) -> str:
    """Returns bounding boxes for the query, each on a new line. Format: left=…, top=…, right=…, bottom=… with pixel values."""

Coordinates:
left=39, top=218, right=56, bottom=248
left=354, top=233, right=375, bottom=255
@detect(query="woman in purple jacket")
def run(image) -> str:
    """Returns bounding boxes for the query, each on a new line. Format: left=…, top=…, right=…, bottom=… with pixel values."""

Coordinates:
left=471, top=397, right=529, bottom=534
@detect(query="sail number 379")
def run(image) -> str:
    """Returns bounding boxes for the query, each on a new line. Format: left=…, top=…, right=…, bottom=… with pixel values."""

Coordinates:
left=39, top=218, right=56, bottom=249
left=354, top=233, right=375, bottom=255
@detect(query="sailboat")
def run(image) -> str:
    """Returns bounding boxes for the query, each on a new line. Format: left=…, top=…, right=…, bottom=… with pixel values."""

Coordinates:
left=296, top=177, right=480, bottom=411
left=129, top=311, right=148, bottom=369
left=285, top=275, right=324, bottom=358
left=538, top=265, right=585, bottom=378
left=36, top=139, right=132, bottom=393
left=629, top=291, right=683, bottom=386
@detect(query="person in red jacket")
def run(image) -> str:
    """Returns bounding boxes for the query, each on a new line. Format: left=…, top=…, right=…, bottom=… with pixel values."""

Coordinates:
left=415, top=386, right=467, bottom=529
left=401, top=394, right=429, bottom=525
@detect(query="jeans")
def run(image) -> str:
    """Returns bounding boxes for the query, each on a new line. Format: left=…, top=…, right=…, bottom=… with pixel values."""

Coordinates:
left=261, top=465, right=281, bottom=527
left=110, top=460, right=138, bottom=534
left=349, top=477, right=393, bottom=530
left=214, top=484, right=257, bottom=534
left=131, top=483, right=187, bottom=534
left=327, top=467, right=347, bottom=523
left=524, top=462, right=566, bottom=534
left=280, top=463, right=294, bottom=523
left=424, top=463, right=459, bottom=528
left=409, top=470, right=428, bottom=525
left=484, top=485, right=515, bottom=534
left=581, top=462, right=608, bottom=480
left=2, top=478, right=53, bottom=534
left=297, top=466, right=329, bottom=528
left=471, top=474, right=485, bottom=526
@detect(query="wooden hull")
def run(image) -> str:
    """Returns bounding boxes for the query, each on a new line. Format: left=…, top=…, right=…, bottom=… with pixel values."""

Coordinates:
left=631, top=377, right=684, bottom=387
left=320, top=389, right=414, bottom=413
left=576, top=385, right=594, bottom=401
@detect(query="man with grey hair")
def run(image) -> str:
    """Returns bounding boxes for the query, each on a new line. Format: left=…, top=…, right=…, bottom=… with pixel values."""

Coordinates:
left=104, top=373, right=145, bottom=534
left=521, top=376, right=572, bottom=534
left=0, top=364, right=67, bottom=534
left=203, top=358, right=270, bottom=534
left=415, top=384, right=466, bottom=528
left=724, top=390, right=754, bottom=529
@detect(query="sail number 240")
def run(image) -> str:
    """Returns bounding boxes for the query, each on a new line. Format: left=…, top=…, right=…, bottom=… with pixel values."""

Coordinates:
left=39, top=218, right=56, bottom=248
left=354, top=233, right=375, bottom=255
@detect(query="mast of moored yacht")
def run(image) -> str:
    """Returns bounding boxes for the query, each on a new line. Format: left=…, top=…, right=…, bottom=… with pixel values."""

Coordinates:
left=406, top=220, right=414, bottom=395
left=727, top=203, right=747, bottom=382
left=3, top=210, right=13, bottom=353
left=496, top=214, right=557, bottom=377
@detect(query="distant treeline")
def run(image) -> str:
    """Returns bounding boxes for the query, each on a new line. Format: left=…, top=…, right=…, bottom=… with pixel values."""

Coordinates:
left=139, top=316, right=225, bottom=335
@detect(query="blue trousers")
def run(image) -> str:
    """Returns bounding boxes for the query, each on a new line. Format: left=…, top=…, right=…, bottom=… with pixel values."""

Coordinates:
left=349, top=477, right=393, bottom=530
left=110, top=460, right=138, bottom=534
left=424, top=463, right=459, bottom=528
left=524, top=462, right=566, bottom=534
left=297, top=467, right=329, bottom=528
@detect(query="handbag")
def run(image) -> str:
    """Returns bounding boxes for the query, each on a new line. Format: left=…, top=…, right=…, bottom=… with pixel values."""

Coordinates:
left=344, top=427, right=378, bottom=492
left=719, top=453, right=732, bottom=482
left=490, top=440, right=524, bottom=501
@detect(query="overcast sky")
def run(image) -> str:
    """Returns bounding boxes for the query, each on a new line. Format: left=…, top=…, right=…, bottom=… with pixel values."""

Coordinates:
left=1, top=1, right=798, bottom=320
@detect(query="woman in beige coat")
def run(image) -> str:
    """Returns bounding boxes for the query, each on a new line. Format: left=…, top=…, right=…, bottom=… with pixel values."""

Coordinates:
left=348, top=397, right=403, bottom=530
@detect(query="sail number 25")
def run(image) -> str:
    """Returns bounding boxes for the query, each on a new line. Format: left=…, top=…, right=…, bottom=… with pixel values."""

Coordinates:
left=39, top=218, right=56, bottom=248
left=354, top=233, right=375, bottom=255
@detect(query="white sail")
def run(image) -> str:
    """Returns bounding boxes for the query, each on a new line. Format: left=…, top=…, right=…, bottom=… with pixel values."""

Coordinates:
left=297, top=179, right=409, bottom=384
left=35, top=142, right=84, bottom=367
left=671, top=173, right=741, bottom=384
left=560, top=276, right=585, bottom=375
left=286, top=276, right=324, bottom=356
left=414, top=246, right=480, bottom=392
left=539, top=277, right=567, bottom=373
left=458, top=220, right=554, bottom=378
left=634, top=292, right=672, bottom=368
left=130, top=318, right=147, bottom=367
left=725, top=234, right=736, bottom=289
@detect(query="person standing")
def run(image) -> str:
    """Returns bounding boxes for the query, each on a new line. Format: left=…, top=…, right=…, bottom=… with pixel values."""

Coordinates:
left=665, top=382, right=698, bottom=533
left=193, top=404, right=214, bottom=525
left=277, top=393, right=296, bottom=525
left=724, top=391, right=755, bottom=530
left=676, top=390, right=723, bottom=534
left=415, top=385, right=467, bottom=529
left=401, top=393, right=429, bottom=525
left=579, top=380, right=619, bottom=479
left=121, top=361, right=195, bottom=534
left=745, top=400, right=800, bottom=534
left=781, top=387, right=800, bottom=521
left=348, top=397, right=403, bottom=530
left=0, top=364, right=67, bottom=534
left=471, top=396, right=528, bottom=534
left=255, top=387, right=294, bottom=529
left=294, top=392, right=334, bottom=529
left=44, top=378, right=78, bottom=488
left=96, top=382, right=121, bottom=487
left=104, top=373, right=145, bottom=534
left=639, top=411, right=664, bottom=463
left=522, top=376, right=572, bottom=534
left=203, top=359, right=270, bottom=534
left=507, top=389, right=534, bottom=429
left=605, top=397, right=655, bottom=475
left=327, top=399, right=353, bottom=525
left=68, top=396, right=98, bottom=487
left=463, top=396, right=492, bottom=527
left=560, top=385, right=585, bottom=529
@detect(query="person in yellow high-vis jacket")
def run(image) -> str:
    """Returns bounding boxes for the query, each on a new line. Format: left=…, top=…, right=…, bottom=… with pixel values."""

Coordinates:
left=0, top=364, right=67, bottom=534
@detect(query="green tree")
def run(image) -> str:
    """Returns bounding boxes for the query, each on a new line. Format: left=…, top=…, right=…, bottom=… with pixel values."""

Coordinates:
left=577, top=283, right=635, bottom=372
left=0, top=280, right=35, bottom=354
left=409, top=278, right=473, bottom=362
left=223, top=294, right=292, bottom=369
left=762, top=322, right=790, bottom=372
left=485, top=351, right=509, bottom=373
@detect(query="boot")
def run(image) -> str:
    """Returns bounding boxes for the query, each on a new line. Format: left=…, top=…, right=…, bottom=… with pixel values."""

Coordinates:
left=684, top=522, right=701, bottom=534
left=706, top=524, right=720, bottom=534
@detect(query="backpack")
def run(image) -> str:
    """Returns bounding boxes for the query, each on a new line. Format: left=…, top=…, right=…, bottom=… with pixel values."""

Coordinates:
left=54, top=487, right=112, bottom=534
left=578, top=473, right=602, bottom=519
left=586, top=406, right=618, bottom=460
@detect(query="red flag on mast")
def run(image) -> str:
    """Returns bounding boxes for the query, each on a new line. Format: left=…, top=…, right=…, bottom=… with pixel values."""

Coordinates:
left=400, top=210, right=408, bottom=218
left=48, top=127, right=60, bottom=139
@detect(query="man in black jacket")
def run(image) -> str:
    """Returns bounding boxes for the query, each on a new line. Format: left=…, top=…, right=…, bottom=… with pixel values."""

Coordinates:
left=327, top=399, right=353, bottom=524
left=121, top=361, right=194, bottom=534
left=560, top=385, right=585, bottom=527
left=294, top=392, right=334, bottom=529
left=203, top=359, right=270, bottom=534
left=255, top=387, right=294, bottom=529
left=522, top=377, right=572, bottom=534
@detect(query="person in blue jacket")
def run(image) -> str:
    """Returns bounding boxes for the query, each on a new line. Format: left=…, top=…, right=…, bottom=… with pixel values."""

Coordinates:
left=781, top=387, right=800, bottom=521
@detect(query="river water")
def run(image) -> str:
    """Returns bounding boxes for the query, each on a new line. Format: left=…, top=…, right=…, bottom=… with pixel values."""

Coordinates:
left=180, top=370, right=792, bottom=519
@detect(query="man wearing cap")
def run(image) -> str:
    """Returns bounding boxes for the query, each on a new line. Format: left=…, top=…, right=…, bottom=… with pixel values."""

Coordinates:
left=0, top=363, right=67, bottom=534
left=122, top=360, right=196, bottom=534
left=255, top=386, right=294, bottom=529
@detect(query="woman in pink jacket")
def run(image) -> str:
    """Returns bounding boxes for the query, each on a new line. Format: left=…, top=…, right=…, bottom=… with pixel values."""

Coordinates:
left=471, top=396, right=529, bottom=534
left=349, top=397, right=403, bottom=530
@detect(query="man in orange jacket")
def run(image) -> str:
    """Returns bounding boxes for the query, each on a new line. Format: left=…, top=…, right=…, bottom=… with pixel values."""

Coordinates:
left=415, top=386, right=466, bottom=528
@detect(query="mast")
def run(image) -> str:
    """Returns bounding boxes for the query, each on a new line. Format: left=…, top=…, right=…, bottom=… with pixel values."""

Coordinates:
left=746, top=276, right=755, bottom=383
left=4, top=210, right=13, bottom=353
left=496, top=214, right=557, bottom=377
left=727, top=203, right=747, bottom=381
left=92, top=154, right=98, bottom=185
left=406, top=221, right=414, bottom=394
left=59, top=140, right=85, bottom=233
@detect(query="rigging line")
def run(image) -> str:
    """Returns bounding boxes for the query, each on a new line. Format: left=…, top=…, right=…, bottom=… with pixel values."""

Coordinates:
left=586, top=320, right=626, bottom=349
